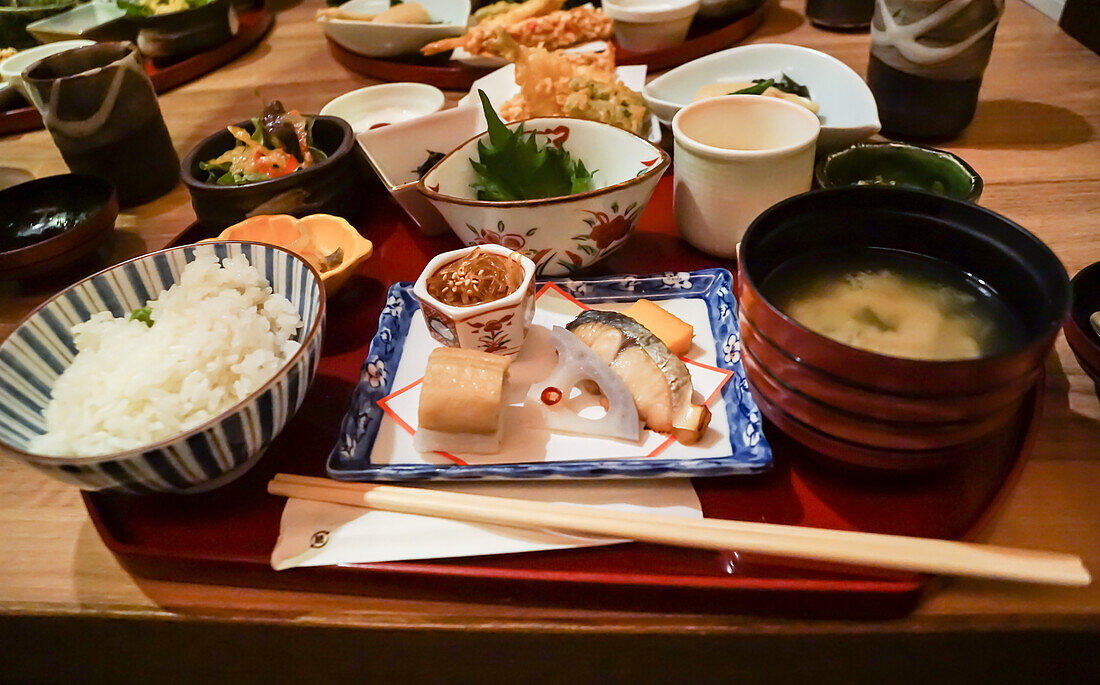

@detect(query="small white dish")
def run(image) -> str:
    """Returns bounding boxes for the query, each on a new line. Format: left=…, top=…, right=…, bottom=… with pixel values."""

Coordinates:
left=357, top=105, right=487, bottom=236
left=319, top=0, right=470, bottom=58
left=321, top=82, right=445, bottom=135
left=603, top=0, right=701, bottom=52
left=643, top=43, right=880, bottom=152
left=26, top=3, right=130, bottom=44
left=458, top=62, right=663, bottom=146
left=0, top=39, right=95, bottom=100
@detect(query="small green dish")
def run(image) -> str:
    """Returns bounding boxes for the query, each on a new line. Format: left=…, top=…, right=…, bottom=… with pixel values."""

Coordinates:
left=815, top=142, right=983, bottom=202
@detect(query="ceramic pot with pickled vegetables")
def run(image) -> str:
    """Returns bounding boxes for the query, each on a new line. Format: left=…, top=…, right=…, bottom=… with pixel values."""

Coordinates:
left=118, top=0, right=236, bottom=58
left=181, top=101, right=360, bottom=231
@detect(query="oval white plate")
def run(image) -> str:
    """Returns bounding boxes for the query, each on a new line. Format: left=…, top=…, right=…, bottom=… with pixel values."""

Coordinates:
left=643, top=43, right=880, bottom=151
left=459, top=61, right=662, bottom=146
left=319, top=0, right=470, bottom=58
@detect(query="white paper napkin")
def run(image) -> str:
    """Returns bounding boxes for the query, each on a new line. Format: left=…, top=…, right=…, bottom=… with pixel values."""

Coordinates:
left=271, top=478, right=701, bottom=570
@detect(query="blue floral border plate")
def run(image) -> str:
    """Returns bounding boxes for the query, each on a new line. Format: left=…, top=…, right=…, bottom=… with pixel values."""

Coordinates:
left=327, top=268, right=771, bottom=481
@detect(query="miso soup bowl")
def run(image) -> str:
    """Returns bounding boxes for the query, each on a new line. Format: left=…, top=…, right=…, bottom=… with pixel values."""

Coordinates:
left=417, top=116, right=670, bottom=277
left=738, top=187, right=1070, bottom=471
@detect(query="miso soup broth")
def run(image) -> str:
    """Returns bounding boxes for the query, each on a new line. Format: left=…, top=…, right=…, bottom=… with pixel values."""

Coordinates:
left=761, top=249, right=1024, bottom=360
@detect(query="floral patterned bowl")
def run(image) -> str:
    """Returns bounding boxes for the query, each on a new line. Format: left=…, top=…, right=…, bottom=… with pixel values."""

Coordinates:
left=412, top=244, right=536, bottom=355
left=417, top=116, right=670, bottom=277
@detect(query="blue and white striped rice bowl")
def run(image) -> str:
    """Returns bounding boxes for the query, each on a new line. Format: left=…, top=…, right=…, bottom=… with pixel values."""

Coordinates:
left=0, top=242, right=326, bottom=494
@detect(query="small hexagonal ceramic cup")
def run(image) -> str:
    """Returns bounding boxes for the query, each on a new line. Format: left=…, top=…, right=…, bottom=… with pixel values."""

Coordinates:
left=412, top=244, right=537, bottom=356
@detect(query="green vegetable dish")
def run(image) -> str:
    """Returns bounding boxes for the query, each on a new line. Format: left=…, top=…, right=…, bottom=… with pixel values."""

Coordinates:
left=116, top=0, right=214, bottom=18
left=469, top=91, right=594, bottom=202
left=199, top=101, right=327, bottom=186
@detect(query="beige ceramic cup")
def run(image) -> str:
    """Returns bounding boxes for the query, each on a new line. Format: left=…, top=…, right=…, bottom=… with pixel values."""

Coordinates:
left=672, top=95, right=821, bottom=258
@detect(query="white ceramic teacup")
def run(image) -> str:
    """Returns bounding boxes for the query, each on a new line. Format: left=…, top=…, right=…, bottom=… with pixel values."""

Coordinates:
left=672, top=95, right=820, bottom=258
left=603, top=0, right=701, bottom=52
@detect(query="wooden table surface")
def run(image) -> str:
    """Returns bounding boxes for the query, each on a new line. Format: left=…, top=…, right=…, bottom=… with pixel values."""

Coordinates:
left=1, top=1, right=1098, bottom=681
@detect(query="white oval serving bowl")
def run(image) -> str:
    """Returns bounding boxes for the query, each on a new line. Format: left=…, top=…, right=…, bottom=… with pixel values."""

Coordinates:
left=417, top=116, right=670, bottom=277
left=643, top=43, right=880, bottom=151
left=321, top=82, right=445, bottom=135
left=603, top=0, right=701, bottom=52
left=0, top=39, right=94, bottom=99
left=318, top=0, right=470, bottom=58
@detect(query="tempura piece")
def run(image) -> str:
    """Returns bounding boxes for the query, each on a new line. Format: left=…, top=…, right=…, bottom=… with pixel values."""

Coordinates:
left=493, top=35, right=648, bottom=137
left=473, top=0, right=560, bottom=26
left=421, top=4, right=611, bottom=57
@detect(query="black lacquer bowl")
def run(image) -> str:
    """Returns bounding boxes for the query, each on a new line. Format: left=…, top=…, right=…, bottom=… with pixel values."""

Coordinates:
left=0, top=174, right=118, bottom=281
left=180, top=115, right=359, bottom=231
left=1064, top=261, right=1100, bottom=388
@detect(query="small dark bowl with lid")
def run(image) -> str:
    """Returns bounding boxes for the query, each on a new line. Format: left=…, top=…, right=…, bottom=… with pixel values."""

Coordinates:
left=737, top=186, right=1069, bottom=472
left=816, top=142, right=983, bottom=202
left=0, top=174, right=118, bottom=281
left=181, top=114, right=360, bottom=231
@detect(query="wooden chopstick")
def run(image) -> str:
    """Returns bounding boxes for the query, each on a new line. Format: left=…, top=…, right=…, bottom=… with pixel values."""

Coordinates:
left=268, top=473, right=1091, bottom=586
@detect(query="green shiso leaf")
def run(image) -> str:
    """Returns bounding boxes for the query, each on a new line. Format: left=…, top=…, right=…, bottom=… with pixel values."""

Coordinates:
left=469, top=90, right=594, bottom=202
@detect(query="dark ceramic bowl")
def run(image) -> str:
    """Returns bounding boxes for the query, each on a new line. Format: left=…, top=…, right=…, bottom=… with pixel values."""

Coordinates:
left=0, top=0, right=77, bottom=50
left=1064, top=261, right=1100, bottom=387
left=815, top=142, right=983, bottom=203
left=738, top=187, right=1070, bottom=471
left=128, top=0, right=235, bottom=58
left=181, top=115, right=360, bottom=231
left=0, top=174, right=118, bottom=280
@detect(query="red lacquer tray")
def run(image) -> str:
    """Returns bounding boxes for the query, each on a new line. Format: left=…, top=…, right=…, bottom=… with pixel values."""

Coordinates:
left=83, top=176, right=1040, bottom=618
left=327, top=4, right=768, bottom=91
left=0, top=9, right=273, bottom=137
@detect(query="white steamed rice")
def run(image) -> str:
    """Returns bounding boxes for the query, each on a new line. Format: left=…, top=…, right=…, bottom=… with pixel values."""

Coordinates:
left=28, top=247, right=304, bottom=457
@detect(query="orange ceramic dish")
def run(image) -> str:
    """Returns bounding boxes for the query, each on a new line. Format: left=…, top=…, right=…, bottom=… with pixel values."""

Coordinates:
left=207, top=214, right=373, bottom=293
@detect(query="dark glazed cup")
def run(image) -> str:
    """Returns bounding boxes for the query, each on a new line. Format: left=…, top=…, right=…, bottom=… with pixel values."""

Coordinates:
left=180, top=115, right=360, bottom=231
left=22, top=41, right=179, bottom=208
